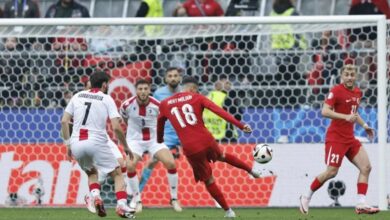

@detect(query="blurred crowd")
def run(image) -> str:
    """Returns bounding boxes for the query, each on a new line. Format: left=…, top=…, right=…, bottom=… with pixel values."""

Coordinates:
left=0, top=0, right=388, bottom=109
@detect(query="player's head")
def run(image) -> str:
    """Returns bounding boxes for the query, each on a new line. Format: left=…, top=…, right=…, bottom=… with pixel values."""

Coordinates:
left=135, top=79, right=151, bottom=103
left=181, top=76, right=198, bottom=93
left=165, top=67, right=182, bottom=89
left=340, top=64, right=357, bottom=90
left=90, top=71, right=110, bottom=94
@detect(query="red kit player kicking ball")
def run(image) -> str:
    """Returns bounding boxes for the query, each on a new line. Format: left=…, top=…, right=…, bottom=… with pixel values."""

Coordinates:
left=299, top=64, right=379, bottom=215
left=157, top=76, right=262, bottom=218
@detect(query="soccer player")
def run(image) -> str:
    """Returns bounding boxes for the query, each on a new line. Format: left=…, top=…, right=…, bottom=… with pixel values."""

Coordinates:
left=299, top=64, right=379, bottom=215
left=80, top=79, right=129, bottom=214
left=61, top=71, right=135, bottom=218
left=157, top=76, right=261, bottom=218
left=120, top=79, right=181, bottom=213
left=138, top=68, right=182, bottom=194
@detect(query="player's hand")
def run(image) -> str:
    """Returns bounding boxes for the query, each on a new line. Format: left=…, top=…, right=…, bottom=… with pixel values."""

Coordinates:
left=242, top=124, right=252, bottom=133
left=363, top=124, right=375, bottom=141
left=345, top=113, right=358, bottom=123
left=66, top=148, right=73, bottom=162
left=125, top=147, right=134, bottom=161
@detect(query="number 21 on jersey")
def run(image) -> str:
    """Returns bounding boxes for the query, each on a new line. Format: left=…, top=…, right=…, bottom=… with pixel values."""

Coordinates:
left=171, top=104, right=197, bottom=128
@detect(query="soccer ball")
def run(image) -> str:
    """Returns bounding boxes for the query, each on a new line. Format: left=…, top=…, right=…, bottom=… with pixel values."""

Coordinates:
left=253, top=144, right=273, bottom=164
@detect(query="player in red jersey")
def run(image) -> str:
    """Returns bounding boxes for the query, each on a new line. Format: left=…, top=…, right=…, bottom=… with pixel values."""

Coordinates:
left=157, top=76, right=262, bottom=218
left=299, top=64, right=379, bottom=215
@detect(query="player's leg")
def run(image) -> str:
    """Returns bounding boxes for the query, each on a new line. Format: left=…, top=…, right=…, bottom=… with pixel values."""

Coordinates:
left=109, top=167, right=135, bottom=218
left=348, top=144, right=379, bottom=214
left=153, top=147, right=182, bottom=212
left=139, top=157, right=158, bottom=192
left=204, top=176, right=235, bottom=218
left=300, top=142, right=345, bottom=214
left=216, top=145, right=261, bottom=178
left=125, top=140, right=144, bottom=213
left=93, top=143, right=134, bottom=218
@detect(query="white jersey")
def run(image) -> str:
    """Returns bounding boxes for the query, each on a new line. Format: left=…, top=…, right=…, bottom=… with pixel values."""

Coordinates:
left=65, top=89, right=121, bottom=143
left=120, top=96, right=160, bottom=142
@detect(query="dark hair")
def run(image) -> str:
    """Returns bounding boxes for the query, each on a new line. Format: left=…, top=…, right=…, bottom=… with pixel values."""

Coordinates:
left=135, top=78, right=150, bottom=88
left=182, top=76, right=198, bottom=86
left=90, top=71, right=110, bottom=88
left=166, top=67, right=182, bottom=74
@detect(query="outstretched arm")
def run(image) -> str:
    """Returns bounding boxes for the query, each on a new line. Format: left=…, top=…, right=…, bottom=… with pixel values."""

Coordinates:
left=202, top=97, right=249, bottom=131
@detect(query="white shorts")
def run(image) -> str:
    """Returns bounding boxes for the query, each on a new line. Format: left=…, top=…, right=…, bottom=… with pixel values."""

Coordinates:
left=71, top=139, right=119, bottom=176
left=127, top=139, right=168, bottom=158
left=107, top=138, right=123, bottom=160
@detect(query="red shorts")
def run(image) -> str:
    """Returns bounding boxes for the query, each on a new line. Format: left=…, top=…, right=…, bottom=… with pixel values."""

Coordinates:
left=325, top=139, right=362, bottom=167
left=185, top=142, right=222, bottom=182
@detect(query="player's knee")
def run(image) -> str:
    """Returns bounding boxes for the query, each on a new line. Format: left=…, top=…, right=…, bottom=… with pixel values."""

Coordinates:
left=126, top=161, right=137, bottom=173
left=117, top=159, right=126, bottom=169
left=327, top=169, right=338, bottom=179
left=163, top=160, right=176, bottom=170
left=360, top=164, right=372, bottom=175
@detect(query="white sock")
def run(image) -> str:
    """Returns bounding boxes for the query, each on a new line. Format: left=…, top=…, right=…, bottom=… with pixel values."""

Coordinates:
left=128, top=174, right=141, bottom=202
left=117, top=198, right=127, bottom=207
left=90, top=189, right=100, bottom=198
left=358, top=194, right=366, bottom=204
left=307, top=190, right=314, bottom=200
left=167, top=171, right=178, bottom=200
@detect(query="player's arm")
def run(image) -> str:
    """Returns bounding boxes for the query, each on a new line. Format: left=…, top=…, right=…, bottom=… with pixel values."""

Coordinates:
left=107, top=97, right=133, bottom=160
left=356, top=114, right=374, bottom=140
left=202, top=96, right=251, bottom=133
left=157, top=106, right=167, bottom=143
left=111, top=117, right=133, bottom=159
left=321, top=103, right=357, bottom=122
left=61, top=112, right=73, bottom=161
left=61, top=112, right=72, bottom=146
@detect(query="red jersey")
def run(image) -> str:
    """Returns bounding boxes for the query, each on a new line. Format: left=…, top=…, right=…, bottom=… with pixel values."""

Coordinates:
left=157, top=92, right=244, bottom=156
left=182, top=0, right=224, bottom=17
left=325, top=84, right=362, bottom=143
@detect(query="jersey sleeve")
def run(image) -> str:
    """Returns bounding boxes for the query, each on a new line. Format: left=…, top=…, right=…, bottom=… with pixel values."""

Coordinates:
left=119, top=101, right=128, bottom=119
left=64, top=97, right=75, bottom=116
left=325, top=87, right=338, bottom=107
left=157, top=102, right=167, bottom=143
left=201, top=95, right=245, bottom=130
left=105, top=96, right=121, bottom=119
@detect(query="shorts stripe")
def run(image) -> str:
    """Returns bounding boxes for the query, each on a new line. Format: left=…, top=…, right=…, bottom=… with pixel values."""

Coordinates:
left=326, top=146, right=332, bottom=166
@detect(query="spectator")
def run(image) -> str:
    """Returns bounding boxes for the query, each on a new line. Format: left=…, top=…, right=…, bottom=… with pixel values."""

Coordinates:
left=203, top=76, right=242, bottom=142
left=3, top=0, right=40, bottom=18
left=307, top=31, right=344, bottom=104
left=270, top=0, right=307, bottom=106
left=174, top=0, right=224, bottom=17
left=135, top=0, right=163, bottom=36
left=349, top=0, right=390, bottom=43
left=45, top=0, right=89, bottom=18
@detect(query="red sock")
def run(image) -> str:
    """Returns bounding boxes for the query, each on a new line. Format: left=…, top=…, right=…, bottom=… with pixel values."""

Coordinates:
left=116, top=191, right=127, bottom=200
left=224, top=153, right=252, bottom=173
left=357, top=183, right=368, bottom=195
left=206, top=182, right=229, bottom=211
left=310, top=178, right=323, bottom=192
left=127, top=172, right=137, bottom=178
left=168, top=168, right=177, bottom=174
left=89, top=183, right=100, bottom=191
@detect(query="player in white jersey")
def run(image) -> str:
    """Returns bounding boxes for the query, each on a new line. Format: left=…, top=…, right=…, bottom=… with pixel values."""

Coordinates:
left=120, top=79, right=182, bottom=213
left=61, top=71, right=135, bottom=218
left=80, top=80, right=129, bottom=214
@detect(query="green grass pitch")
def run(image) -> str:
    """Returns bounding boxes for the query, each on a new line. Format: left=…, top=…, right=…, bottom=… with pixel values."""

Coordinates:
left=0, top=208, right=389, bottom=220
